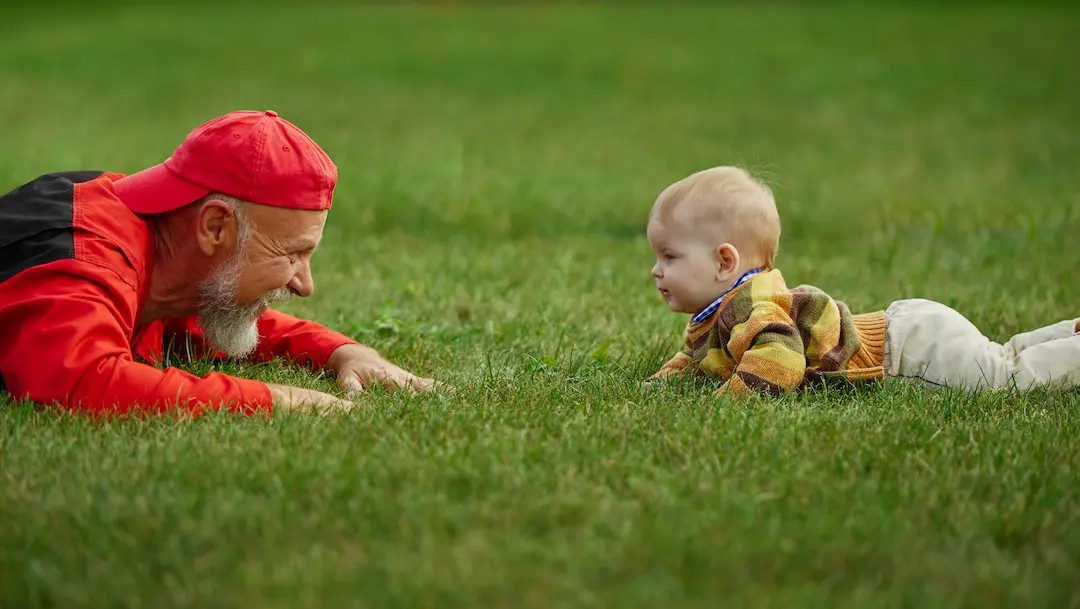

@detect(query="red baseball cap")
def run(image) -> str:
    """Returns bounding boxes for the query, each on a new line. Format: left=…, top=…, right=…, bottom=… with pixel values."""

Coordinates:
left=114, top=110, right=337, bottom=214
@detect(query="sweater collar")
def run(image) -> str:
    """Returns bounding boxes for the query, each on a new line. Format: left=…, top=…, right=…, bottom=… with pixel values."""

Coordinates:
left=691, top=267, right=766, bottom=325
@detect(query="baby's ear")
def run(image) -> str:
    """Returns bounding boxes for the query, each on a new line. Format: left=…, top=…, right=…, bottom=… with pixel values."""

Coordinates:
left=714, top=243, right=740, bottom=275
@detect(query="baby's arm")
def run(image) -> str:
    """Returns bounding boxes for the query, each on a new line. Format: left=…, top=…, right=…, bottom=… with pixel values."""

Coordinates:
left=645, top=350, right=695, bottom=383
left=714, top=301, right=806, bottom=398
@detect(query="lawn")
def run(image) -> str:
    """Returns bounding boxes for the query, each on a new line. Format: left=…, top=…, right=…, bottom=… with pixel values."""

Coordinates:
left=1, top=4, right=1079, bottom=608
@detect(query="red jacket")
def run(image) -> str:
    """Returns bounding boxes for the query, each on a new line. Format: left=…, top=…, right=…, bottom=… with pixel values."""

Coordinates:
left=0, top=171, right=357, bottom=415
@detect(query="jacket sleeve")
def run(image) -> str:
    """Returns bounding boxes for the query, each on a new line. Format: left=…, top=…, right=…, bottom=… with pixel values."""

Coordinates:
left=646, top=349, right=696, bottom=382
left=162, top=309, right=359, bottom=370
left=252, top=309, right=359, bottom=369
left=714, top=299, right=806, bottom=398
left=0, top=259, right=273, bottom=416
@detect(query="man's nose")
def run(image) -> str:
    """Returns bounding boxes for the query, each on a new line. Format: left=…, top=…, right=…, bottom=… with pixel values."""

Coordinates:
left=288, top=260, right=315, bottom=298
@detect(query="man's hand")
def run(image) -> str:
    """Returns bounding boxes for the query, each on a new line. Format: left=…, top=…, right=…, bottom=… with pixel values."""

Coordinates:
left=265, top=381, right=354, bottom=414
left=325, top=344, right=442, bottom=395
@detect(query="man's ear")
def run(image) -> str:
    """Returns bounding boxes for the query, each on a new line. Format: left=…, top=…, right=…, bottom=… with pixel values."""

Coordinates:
left=714, top=243, right=740, bottom=281
left=195, top=198, right=237, bottom=257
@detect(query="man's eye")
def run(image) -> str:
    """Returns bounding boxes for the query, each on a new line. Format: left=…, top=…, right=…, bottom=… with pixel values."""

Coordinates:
left=288, top=256, right=299, bottom=264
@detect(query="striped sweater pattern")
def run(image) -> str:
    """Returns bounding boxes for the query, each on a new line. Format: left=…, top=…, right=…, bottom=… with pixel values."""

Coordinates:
left=650, top=269, right=888, bottom=397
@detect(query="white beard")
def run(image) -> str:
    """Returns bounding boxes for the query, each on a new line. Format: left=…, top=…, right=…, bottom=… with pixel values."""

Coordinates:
left=196, top=254, right=292, bottom=359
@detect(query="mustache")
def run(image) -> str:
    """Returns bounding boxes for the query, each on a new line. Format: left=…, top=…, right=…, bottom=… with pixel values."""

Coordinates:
left=262, top=286, right=293, bottom=305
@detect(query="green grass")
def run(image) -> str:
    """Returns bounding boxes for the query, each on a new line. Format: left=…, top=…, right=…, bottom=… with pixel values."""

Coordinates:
left=2, top=4, right=1080, bottom=607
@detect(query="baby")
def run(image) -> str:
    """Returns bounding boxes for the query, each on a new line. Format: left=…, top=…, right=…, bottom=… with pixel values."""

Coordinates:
left=645, top=166, right=1080, bottom=397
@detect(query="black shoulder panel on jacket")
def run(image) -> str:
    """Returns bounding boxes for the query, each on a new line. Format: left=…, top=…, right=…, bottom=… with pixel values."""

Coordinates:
left=0, top=171, right=104, bottom=283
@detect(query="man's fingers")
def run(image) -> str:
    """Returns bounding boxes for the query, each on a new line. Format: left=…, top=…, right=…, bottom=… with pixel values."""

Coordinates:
left=408, top=375, right=434, bottom=391
left=413, top=376, right=455, bottom=394
left=313, top=400, right=350, bottom=416
left=341, top=364, right=449, bottom=395
left=375, top=368, right=421, bottom=393
left=319, top=390, right=356, bottom=413
left=339, top=372, right=365, bottom=396
left=404, top=374, right=453, bottom=393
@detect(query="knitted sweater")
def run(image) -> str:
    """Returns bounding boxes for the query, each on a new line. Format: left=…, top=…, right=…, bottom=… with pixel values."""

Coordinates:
left=649, top=268, right=887, bottom=397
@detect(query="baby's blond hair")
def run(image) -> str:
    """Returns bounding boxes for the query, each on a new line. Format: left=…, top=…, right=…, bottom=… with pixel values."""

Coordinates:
left=649, top=166, right=781, bottom=269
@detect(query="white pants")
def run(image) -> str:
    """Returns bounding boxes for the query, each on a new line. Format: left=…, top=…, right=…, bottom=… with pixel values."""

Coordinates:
left=884, top=299, right=1080, bottom=392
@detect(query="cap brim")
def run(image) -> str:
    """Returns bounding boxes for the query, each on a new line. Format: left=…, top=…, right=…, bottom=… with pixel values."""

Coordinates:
left=112, top=163, right=212, bottom=214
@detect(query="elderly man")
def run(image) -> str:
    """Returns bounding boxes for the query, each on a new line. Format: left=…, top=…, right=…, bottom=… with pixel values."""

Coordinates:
left=0, top=109, right=437, bottom=415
